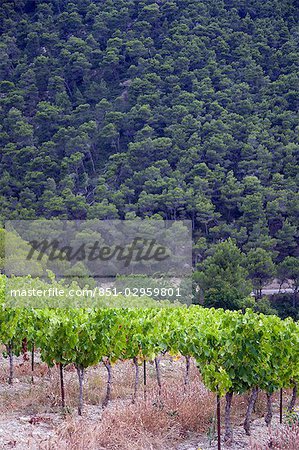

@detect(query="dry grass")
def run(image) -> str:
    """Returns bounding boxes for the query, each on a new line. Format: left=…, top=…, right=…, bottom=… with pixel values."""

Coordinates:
left=269, top=424, right=299, bottom=449
left=5, top=355, right=291, bottom=449
left=0, top=357, right=48, bottom=382
left=251, top=424, right=299, bottom=449
left=43, top=378, right=215, bottom=450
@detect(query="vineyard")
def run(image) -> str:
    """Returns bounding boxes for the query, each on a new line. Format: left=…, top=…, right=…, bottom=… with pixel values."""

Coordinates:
left=0, top=274, right=299, bottom=448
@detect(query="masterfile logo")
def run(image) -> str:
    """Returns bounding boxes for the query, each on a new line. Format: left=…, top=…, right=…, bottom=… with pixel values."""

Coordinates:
left=5, top=219, right=191, bottom=277
left=4, top=219, right=192, bottom=307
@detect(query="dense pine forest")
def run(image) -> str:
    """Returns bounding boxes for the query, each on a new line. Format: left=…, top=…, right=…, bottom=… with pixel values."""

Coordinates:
left=1, top=3, right=299, bottom=448
left=0, top=0, right=298, bottom=312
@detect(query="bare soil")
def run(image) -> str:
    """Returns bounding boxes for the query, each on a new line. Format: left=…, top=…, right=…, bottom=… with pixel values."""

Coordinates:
left=0, top=355, right=292, bottom=450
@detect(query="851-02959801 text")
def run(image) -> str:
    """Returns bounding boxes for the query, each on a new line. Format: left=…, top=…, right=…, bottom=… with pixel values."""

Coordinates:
left=9, top=286, right=182, bottom=298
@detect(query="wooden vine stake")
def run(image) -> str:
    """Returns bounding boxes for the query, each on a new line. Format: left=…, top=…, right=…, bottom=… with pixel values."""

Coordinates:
left=132, top=357, right=139, bottom=403
left=31, top=344, right=34, bottom=383
left=102, top=359, right=112, bottom=408
left=59, top=363, right=65, bottom=408
left=143, top=360, right=147, bottom=401
left=279, top=388, right=283, bottom=424
left=154, top=357, right=162, bottom=396
left=7, top=341, right=13, bottom=385
left=217, top=393, right=221, bottom=450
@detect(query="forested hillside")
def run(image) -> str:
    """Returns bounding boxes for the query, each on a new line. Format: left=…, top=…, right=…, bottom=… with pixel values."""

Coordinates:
left=0, top=0, right=298, bottom=262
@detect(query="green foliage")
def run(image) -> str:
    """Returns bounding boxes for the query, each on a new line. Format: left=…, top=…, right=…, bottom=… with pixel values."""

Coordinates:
left=1, top=273, right=299, bottom=408
left=195, top=239, right=252, bottom=310
left=270, top=293, right=299, bottom=321
left=246, top=248, right=276, bottom=298
left=204, top=287, right=252, bottom=311
left=278, top=257, right=299, bottom=307
left=0, top=1, right=298, bottom=318
left=253, top=297, right=278, bottom=316
left=0, top=0, right=297, bottom=268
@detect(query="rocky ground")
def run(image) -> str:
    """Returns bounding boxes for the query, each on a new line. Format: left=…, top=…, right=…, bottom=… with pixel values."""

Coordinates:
left=0, top=355, right=293, bottom=450
left=0, top=411, right=283, bottom=449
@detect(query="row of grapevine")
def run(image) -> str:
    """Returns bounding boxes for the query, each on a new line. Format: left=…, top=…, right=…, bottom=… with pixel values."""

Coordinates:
left=0, top=274, right=299, bottom=442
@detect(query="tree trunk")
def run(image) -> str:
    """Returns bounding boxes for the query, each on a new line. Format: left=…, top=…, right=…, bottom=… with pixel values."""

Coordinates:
left=244, top=387, right=259, bottom=435
left=224, top=392, right=233, bottom=442
left=59, top=363, right=65, bottom=408
left=143, top=360, right=147, bottom=401
left=253, top=388, right=259, bottom=413
left=7, top=341, right=14, bottom=385
left=293, top=289, right=298, bottom=309
left=184, top=356, right=191, bottom=392
left=279, top=388, right=283, bottom=424
left=216, top=394, right=221, bottom=450
left=288, top=383, right=297, bottom=412
left=88, top=149, right=96, bottom=174
left=265, top=393, right=273, bottom=426
left=204, top=222, right=208, bottom=235
left=154, top=357, right=162, bottom=396
left=22, top=338, right=29, bottom=362
left=102, top=359, right=112, bottom=408
left=76, top=365, right=84, bottom=416
left=259, top=285, right=262, bottom=299
left=132, top=357, right=139, bottom=403
left=31, top=344, right=34, bottom=383
left=278, top=280, right=284, bottom=294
